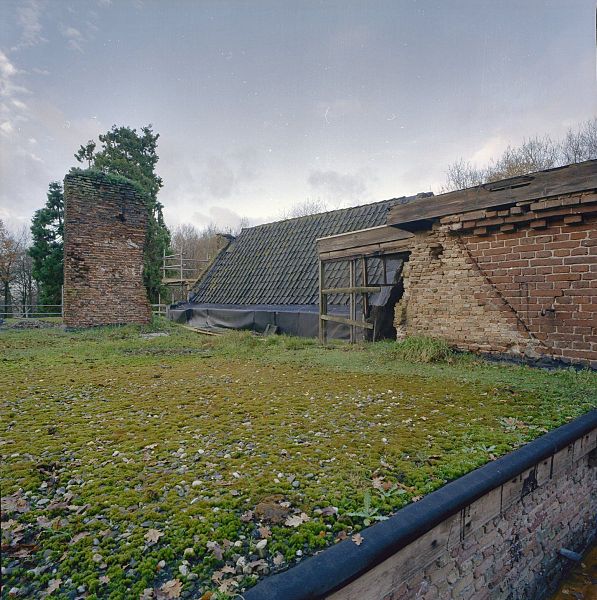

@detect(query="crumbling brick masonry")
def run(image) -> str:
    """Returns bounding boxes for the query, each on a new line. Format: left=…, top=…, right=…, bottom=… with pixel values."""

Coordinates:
left=394, top=188, right=597, bottom=368
left=63, top=172, right=151, bottom=328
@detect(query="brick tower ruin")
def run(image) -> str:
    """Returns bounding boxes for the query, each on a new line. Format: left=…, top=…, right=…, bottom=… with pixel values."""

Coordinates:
left=63, top=171, right=152, bottom=328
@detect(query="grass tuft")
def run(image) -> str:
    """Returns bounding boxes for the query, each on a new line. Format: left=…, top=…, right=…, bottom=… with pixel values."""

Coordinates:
left=387, top=335, right=453, bottom=363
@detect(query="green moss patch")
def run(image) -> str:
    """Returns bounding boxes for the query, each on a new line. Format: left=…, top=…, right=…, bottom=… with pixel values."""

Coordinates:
left=1, top=323, right=595, bottom=599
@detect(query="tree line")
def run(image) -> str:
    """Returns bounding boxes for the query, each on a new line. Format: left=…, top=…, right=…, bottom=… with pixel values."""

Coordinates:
left=1, top=123, right=235, bottom=314
left=1, top=118, right=595, bottom=316
left=443, top=117, right=596, bottom=191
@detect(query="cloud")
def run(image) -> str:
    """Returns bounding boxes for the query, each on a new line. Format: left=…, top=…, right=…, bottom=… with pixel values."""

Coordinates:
left=0, top=138, right=50, bottom=230
left=60, top=25, right=85, bottom=52
left=207, top=206, right=249, bottom=231
left=0, top=121, right=15, bottom=135
left=163, top=204, right=251, bottom=233
left=307, top=169, right=369, bottom=203
left=0, top=110, right=103, bottom=231
left=14, top=0, right=46, bottom=50
left=202, top=150, right=259, bottom=199
left=470, top=135, right=508, bottom=166
left=11, top=99, right=27, bottom=110
left=0, top=52, right=18, bottom=79
left=0, top=51, right=30, bottom=137
left=203, top=157, right=236, bottom=198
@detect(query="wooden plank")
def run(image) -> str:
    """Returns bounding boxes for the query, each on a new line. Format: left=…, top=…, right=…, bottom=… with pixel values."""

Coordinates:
left=162, top=278, right=196, bottom=285
left=318, top=259, right=327, bottom=344
left=361, top=256, right=369, bottom=327
left=349, top=259, right=356, bottom=343
left=181, top=324, right=221, bottom=337
left=320, top=314, right=374, bottom=329
left=387, top=160, right=597, bottom=227
left=317, top=225, right=413, bottom=254
left=321, top=286, right=381, bottom=295
left=318, top=238, right=413, bottom=261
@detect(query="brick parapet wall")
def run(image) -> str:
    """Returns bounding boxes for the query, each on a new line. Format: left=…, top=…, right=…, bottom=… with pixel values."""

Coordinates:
left=395, top=192, right=597, bottom=368
left=440, top=191, right=597, bottom=237
left=63, top=173, right=151, bottom=328
left=328, top=426, right=597, bottom=600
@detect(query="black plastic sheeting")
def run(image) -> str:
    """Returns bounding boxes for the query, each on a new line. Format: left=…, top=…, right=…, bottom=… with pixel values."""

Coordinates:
left=369, top=256, right=404, bottom=307
left=169, top=303, right=353, bottom=340
left=170, top=254, right=406, bottom=340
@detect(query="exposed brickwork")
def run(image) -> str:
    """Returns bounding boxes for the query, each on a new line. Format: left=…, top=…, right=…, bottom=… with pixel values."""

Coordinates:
left=63, top=173, right=151, bottom=328
left=395, top=191, right=597, bottom=368
left=440, top=191, right=597, bottom=237
left=395, top=229, right=533, bottom=356
left=329, top=428, right=597, bottom=600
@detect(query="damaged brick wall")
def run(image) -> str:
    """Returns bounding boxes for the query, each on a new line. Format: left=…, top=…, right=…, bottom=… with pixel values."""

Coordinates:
left=63, top=172, right=151, bottom=328
left=395, top=192, right=597, bottom=368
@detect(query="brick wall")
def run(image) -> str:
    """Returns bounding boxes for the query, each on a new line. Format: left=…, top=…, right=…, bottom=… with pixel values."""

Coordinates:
left=63, top=172, right=151, bottom=328
left=328, top=426, right=597, bottom=600
left=395, top=192, right=596, bottom=368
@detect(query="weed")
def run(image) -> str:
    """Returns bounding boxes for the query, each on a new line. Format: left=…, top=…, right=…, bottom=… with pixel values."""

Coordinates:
left=346, top=491, right=390, bottom=526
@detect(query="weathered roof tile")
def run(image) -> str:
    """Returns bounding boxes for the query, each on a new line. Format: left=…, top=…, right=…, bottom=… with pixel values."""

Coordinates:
left=191, top=197, right=415, bottom=306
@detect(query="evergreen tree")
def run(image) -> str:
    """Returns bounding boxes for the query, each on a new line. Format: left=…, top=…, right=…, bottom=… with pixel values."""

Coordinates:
left=29, top=182, right=64, bottom=308
left=74, top=139, right=96, bottom=168
left=74, top=124, right=170, bottom=302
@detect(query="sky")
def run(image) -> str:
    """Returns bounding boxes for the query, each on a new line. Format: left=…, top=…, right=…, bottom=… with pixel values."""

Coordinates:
left=1, top=0, right=596, bottom=234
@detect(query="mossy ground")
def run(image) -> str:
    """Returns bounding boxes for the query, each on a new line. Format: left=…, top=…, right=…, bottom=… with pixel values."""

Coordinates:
left=1, top=320, right=595, bottom=599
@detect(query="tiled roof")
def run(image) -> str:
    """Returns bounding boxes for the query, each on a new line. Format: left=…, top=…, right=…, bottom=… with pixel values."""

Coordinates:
left=191, top=196, right=417, bottom=306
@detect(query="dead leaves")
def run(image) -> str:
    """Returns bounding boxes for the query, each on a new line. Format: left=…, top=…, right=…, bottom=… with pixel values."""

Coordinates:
left=335, top=530, right=348, bottom=542
left=144, top=528, right=164, bottom=545
left=351, top=533, right=364, bottom=546
left=372, top=476, right=414, bottom=498
left=320, top=506, right=338, bottom=517
left=240, top=509, right=253, bottom=522
left=258, top=526, right=271, bottom=538
left=46, top=578, right=61, bottom=594
left=69, top=531, right=89, bottom=545
left=284, top=512, right=310, bottom=528
left=1, top=542, right=39, bottom=558
left=206, top=540, right=223, bottom=560
left=141, top=580, right=183, bottom=600
left=158, top=579, right=182, bottom=599
left=1, top=492, right=30, bottom=514
left=372, top=476, right=390, bottom=491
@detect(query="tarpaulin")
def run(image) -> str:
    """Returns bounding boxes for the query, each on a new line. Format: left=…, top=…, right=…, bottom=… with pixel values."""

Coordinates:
left=169, top=303, right=353, bottom=340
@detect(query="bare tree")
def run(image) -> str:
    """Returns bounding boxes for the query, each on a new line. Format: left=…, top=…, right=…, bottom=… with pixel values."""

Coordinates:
left=441, top=159, right=485, bottom=193
left=443, top=118, right=597, bottom=192
left=485, top=135, right=560, bottom=181
left=0, top=220, right=20, bottom=316
left=561, top=118, right=597, bottom=163
left=170, top=223, right=236, bottom=281
left=11, top=227, right=37, bottom=315
left=281, top=198, right=328, bottom=219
